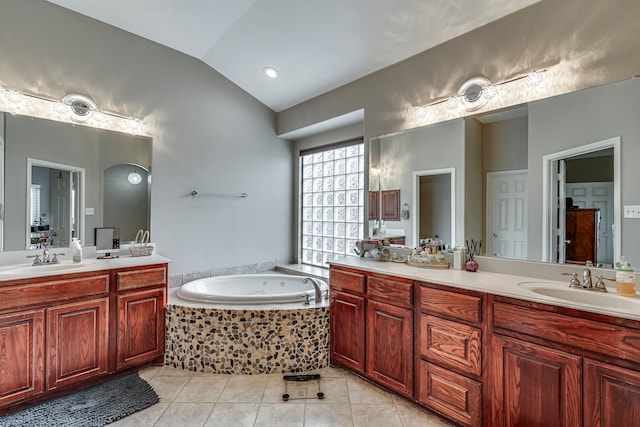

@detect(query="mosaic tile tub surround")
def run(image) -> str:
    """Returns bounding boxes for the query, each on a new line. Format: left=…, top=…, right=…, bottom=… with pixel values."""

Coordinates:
left=165, top=303, right=329, bottom=374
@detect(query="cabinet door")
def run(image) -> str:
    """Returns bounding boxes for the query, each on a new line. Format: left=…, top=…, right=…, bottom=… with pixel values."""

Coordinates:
left=491, top=335, right=582, bottom=427
left=366, top=299, right=413, bottom=396
left=584, top=359, right=640, bottom=426
left=117, top=288, right=166, bottom=370
left=381, top=189, right=400, bottom=221
left=0, top=310, right=45, bottom=406
left=330, top=290, right=365, bottom=372
left=47, top=298, right=109, bottom=390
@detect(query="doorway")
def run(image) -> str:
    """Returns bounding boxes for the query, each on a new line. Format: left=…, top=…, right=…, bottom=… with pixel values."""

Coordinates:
left=542, top=137, right=620, bottom=266
left=486, top=170, right=528, bottom=259
left=412, top=168, right=455, bottom=248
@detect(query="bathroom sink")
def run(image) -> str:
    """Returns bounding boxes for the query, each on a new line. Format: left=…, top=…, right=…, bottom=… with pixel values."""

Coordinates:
left=0, top=263, right=85, bottom=275
left=517, top=281, right=640, bottom=311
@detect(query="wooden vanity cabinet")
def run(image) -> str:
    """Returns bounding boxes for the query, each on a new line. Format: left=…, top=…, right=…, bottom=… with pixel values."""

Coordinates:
left=416, top=284, right=484, bottom=427
left=366, top=274, right=413, bottom=396
left=0, top=263, right=167, bottom=412
left=329, top=267, right=414, bottom=397
left=114, top=266, right=167, bottom=370
left=491, top=297, right=640, bottom=427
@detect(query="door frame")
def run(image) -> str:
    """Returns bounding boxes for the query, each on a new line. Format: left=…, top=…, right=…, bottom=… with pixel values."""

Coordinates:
left=542, top=137, right=620, bottom=263
left=412, top=167, right=455, bottom=248
left=26, top=158, right=85, bottom=249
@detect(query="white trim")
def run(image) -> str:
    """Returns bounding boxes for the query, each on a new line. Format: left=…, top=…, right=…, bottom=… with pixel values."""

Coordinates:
left=412, top=168, right=455, bottom=248
left=26, top=158, right=85, bottom=249
left=542, top=137, right=620, bottom=263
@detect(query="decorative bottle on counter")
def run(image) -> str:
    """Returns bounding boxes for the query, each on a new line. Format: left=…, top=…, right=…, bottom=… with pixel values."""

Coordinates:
left=615, top=257, right=636, bottom=297
left=71, top=238, right=82, bottom=263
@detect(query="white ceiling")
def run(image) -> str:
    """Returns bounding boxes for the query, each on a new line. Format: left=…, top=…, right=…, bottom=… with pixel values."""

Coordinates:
left=48, top=0, right=540, bottom=112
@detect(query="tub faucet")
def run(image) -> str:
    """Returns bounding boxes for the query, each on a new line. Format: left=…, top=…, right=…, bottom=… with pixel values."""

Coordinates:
left=304, top=277, right=324, bottom=303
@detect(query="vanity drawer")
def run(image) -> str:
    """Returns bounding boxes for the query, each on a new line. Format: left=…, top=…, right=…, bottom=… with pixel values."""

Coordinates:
left=420, top=285, right=482, bottom=325
left=116, top=266, right=166, bottom=291
left=0, top=274, right=110, bottom=311
left=493, top=301, right=640, bottom=364
left=420, top=314, right=481, bottom=376
left=417, top=360, right=482, bottom=427
left=367, top=275, right=412, bottom=307
left=330, top=269, right=365, bottom=294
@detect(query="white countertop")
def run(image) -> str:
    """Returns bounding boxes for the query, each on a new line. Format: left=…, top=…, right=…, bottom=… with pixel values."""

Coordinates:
left=330, top=258, right=640, bottom=321
left=0, top=253, right=171, bottom=283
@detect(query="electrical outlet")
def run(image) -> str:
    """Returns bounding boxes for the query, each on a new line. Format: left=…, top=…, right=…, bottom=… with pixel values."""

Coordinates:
left=624, top=205, right=640, bottom=218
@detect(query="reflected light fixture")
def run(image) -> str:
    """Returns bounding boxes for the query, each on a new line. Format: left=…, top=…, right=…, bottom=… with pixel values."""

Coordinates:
left=264, top=66, right=279, bottom=79
left=128, top=171, right=142, bottom=185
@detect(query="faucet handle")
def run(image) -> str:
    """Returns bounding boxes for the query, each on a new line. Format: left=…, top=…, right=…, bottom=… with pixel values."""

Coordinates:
left=594, top=275, right=615, bottom=292
left=51, top=253, right=65, bottom=264
left=27, top=254, right=42, bottom=265
left=561, top=272, right=581, bottom=288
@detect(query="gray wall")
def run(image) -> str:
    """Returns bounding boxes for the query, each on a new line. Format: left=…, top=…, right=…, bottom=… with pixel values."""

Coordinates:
left=419, top=174, right=451, bottom=245
left=0, top=1, right=292, bottom=274
left=482, top=116, right=528, bottom=173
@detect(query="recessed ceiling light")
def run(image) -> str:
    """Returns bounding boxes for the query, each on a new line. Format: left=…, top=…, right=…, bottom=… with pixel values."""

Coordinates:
left=264, top=67, right=279, bottom=79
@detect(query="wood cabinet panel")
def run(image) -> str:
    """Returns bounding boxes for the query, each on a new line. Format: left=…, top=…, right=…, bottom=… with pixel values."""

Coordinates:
left=330, top=290, right=365, bottom=372
left=493, top=301, right=640, bottom=364
left=381, top=190, right=400, bottom=221
left=0, top=310, right=45, bottom=406
left=417, top=360, right=481, bottom=427
left=116, top=266, right=166, bottom=291
left=419, top=315, right=481, bottom=376
left=366, top=299, right=413, bottom=396
left=367, top=275, right=412, bottom=307
left=491, top=335, right=582, bottom=427
left=330, top=268, right=365, bottom=294
left=419, top=285, right=482, bottom=325
left=369, top=191, right=379, bottom=220
left=584, top=359, right=640, bottom=426
left=47, top=298, right=109, bottom=390
left=116, top=288, right=166, bottom=369
left=0, top=274, right=109, bottom=311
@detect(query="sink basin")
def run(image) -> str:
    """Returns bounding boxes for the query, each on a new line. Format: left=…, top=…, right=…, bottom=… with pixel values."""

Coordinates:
left=517, top=281, right=640, bottom=311
left=0, top=263, right=85, bottom=275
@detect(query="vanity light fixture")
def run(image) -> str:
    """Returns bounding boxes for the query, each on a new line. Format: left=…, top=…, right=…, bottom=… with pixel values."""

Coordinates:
left=370, top=166, right=382, bottom=176
left=264, top=67, right=279, bottom=79
left=0, top=87, right=148, bottom=136
left=412, top=69, right=547, bottom=121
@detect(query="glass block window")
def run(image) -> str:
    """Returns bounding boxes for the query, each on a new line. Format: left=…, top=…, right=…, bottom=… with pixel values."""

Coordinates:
left=300, top=141, right=365, bottom=267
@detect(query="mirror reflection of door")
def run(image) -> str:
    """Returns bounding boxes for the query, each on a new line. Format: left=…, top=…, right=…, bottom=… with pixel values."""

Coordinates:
left=560, top=148, right=614, bottom=267
left=486, top=170, right=528, bottom=259
left=102, top=163, right=150, bottom=243
left=412, top=168, right=455, bottom=248
left=28, top=161, right=82, bottom=249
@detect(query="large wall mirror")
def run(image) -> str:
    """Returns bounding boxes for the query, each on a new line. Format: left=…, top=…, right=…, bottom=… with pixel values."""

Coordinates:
left=370, top=77, right=640, bottom=270
left=1, top=113, right=152, bottom=251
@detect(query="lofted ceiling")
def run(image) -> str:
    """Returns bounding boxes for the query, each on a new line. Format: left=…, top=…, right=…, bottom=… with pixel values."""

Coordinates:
left=47, top=0, right=540, bottom=112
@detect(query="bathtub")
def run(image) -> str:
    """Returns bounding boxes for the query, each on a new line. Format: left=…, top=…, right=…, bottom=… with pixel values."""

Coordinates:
left=176, top=273, right=328, bottom=304
left=166, top=273, right=330, bottom=374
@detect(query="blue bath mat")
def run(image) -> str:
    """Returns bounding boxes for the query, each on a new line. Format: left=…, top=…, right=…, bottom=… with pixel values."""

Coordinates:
left=0, top=372, right=159, bottom=427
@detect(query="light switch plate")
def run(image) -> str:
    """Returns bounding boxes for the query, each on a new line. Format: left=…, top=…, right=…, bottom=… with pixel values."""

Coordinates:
left=85, top=207, right=95, bottom=215
left=624, top=205, right=640, bottom=218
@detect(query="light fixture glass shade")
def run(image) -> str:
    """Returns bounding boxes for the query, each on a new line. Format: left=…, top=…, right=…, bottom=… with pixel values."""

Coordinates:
left=128, top=172, right=142, bottom=185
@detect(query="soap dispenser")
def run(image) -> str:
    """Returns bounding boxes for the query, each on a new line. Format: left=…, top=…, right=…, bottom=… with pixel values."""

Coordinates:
left=71, top=238, right=82, bottom=263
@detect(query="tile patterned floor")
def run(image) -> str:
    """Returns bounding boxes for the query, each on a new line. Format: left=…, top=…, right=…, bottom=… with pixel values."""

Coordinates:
left=108, top=365, right=455, bottom=427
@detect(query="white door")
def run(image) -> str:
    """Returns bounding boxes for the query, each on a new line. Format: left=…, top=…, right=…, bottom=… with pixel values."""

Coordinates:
left=566, top=182, right=614, bottom=266
left=50, top=169, right=71, bottom=247
left=486, top=170, right=528, bottom=259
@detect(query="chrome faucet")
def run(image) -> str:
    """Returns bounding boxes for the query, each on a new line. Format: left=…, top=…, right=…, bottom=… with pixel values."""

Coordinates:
left=304, top=277, right=324, bottom=303
left=26, top=249, right=65, bottom=266
left=582, top=268, right=592, bottom=288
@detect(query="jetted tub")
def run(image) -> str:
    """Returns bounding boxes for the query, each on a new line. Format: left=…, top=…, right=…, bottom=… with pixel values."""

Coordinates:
left=176, top=273, right=328, bottom=304
left=167, top=273, right=330, bottom=374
